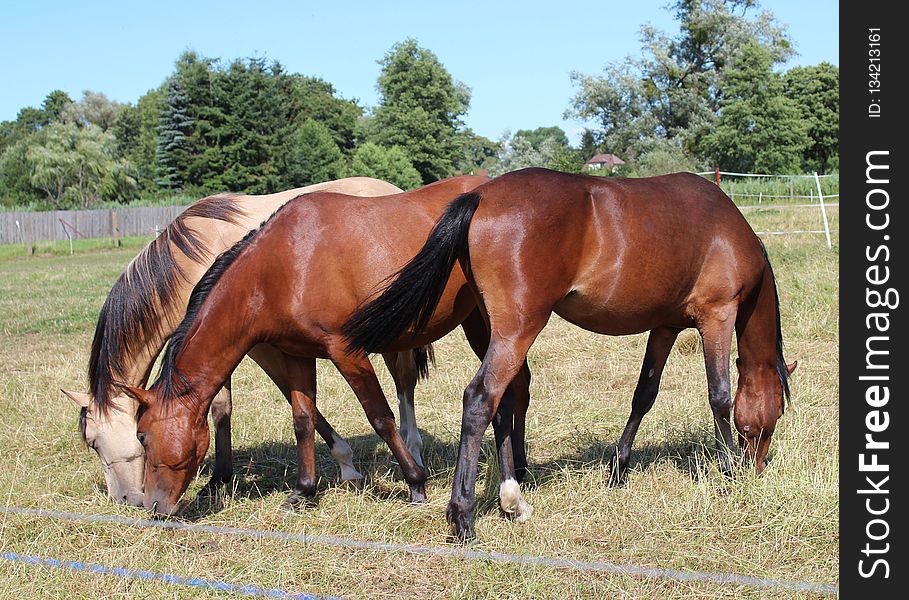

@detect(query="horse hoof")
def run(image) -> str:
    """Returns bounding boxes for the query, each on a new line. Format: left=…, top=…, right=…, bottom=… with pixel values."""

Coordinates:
left=446, top=504, right=476, bottom=544
left=280, top=491, right=314, bottom=513
left=502, top=502, right=533, bottom=524
left=607, top=465, right=628, bottom=487
left=408, top=484, right=427, bottom=505
left=499, top=479, right=533, bottom=523
left=341, top=477, right=365, bottom=492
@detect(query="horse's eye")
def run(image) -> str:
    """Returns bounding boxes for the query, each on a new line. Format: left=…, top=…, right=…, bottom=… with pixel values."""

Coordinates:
left=137, top=432, right=147, bottom=446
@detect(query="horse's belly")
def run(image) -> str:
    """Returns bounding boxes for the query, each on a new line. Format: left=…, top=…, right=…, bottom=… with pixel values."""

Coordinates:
left=553, top=289, right=690, bottom=335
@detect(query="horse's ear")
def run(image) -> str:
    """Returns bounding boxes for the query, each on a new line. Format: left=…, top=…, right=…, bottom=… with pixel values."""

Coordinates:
left=116, top=384, right=154, bottom=408
left=785, top=361, right=799, bottom=376
left=61, top=389, right=92, bottom=408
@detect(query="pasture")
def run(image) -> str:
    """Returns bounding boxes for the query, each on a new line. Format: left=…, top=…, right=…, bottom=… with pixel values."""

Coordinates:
left=0, top=204, right=838, bottom=598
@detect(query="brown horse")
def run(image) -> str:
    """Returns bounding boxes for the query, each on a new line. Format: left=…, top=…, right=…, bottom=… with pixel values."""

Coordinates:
left=343, top=168, right=796, bottom=541
left=62, top=177, right=438, bottom=505
left=120, top=175, right=533, bottom=518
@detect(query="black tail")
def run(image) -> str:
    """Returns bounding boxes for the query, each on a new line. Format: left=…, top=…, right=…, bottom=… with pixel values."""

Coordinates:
left=412, top=344, right=436, bottom=380
left=343, top=192, right=481, bottom=354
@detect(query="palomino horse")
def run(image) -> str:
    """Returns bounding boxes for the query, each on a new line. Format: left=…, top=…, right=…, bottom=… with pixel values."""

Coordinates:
left=63, top=177, right=439, bottom=505
left=120, top=175, right=533, bottom=517
left=343, top=168, right=796, bottom=541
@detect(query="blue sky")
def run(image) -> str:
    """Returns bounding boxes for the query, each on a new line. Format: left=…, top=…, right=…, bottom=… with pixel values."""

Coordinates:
left=2, top=1, right=838, bottom=143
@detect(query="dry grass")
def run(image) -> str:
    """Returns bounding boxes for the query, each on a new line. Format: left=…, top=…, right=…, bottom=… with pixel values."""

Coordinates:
left=0, top=206, right=838, bottom=598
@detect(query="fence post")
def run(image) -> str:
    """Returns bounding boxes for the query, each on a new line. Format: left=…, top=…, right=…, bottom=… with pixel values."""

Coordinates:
left=23, top=216, right=35, bottom=255
left=714, top=166, right=721, bottom=187
left=60, top=219, right=74, bottom=255
left=813, top=172, right=832, bottom=249
left=110, top=210, right=121, bottom=247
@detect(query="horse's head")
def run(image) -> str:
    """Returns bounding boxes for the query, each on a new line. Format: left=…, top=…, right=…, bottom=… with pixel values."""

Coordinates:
left=64, top=389, right=145, bottom=506
left=733, top=360, right=798, bottom=474
left=120, top=385, right=210, bottom=516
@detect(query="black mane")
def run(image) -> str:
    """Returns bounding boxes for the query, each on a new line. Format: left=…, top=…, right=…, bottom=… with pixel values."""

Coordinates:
left=153, top=201, right=296, bottom=407
left=758, top=239, right=791, bottom=409
left=88, top=194, right=247, bottom=415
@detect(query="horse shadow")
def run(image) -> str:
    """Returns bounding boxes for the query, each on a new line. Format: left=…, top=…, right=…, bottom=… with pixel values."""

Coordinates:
left=181, top=430, right=461, bottom=519
left=181, top=426, right=724, bottom=520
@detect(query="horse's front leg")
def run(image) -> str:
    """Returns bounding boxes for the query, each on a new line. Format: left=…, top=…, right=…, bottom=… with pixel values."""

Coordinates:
left=206, top=380, right=233, bottom=492
left=282, top=357, right=319, bottom=510
left=382, top=350, right=424, bottom=467
left=612, top=326, right=681, bottom=484
left=699, top=309, right=739, bottom=475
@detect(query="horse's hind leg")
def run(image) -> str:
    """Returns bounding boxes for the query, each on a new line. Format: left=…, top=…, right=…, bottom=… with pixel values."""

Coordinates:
left=331, top=352, right=427, bottom=504
left=448, top=316, right=548, bottom=542
left=491, top=379, right=533, bottom=522
left=510, top=362, right=531, bottom=484
left=613, top=326, right=681, bottom=484
left=698, top=309, right=738, bottom=474
left=382, top=351, right=424, bottom=467
left=461, top=309, right=533, bottom=487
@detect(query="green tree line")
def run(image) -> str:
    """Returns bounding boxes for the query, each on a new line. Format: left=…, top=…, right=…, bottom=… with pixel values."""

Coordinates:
left=1, top=40, right=494, bottom=210
left=1, top=2, right=838, bottom=211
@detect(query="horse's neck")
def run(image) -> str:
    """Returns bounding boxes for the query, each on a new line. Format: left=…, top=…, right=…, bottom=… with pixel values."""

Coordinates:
left=735, top=268, right=780, bottom=370
left=119, top=344, right=165, bottom=387
left=173, top=302, right=252, bottom=407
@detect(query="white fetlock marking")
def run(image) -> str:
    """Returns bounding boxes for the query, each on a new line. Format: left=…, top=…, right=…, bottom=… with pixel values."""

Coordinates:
left=330, top=436, right=363, bottom=481
left=499, top=478, right=533, bottom=523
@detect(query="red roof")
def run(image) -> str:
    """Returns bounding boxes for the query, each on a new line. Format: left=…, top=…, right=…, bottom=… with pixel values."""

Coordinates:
left=584, top=153, right=625, bottom=167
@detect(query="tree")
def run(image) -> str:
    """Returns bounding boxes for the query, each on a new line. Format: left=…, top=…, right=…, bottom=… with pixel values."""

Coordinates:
left=0, top=136, right=37, bottom=206
left=454, top=128, right=498, bottom=174
left=286, top=119, right=346, bottom=186
left=370, top=39, right=470, bottom=183
left=577, top=129, right=600, bottom=162
left=514, top=126, right=569, bottom=150
left=41, top=90, right=73, bottom=123
left=22, top=123, right=136, bottom=208
left=347, top=142, right=422, bottom=189
left=60, top=91, right=123, bottom=131
left=701, top=42, right=809, bottom=173
left=489, top=131, right=562, bottom=176
left=209, top=57, right=293, bottom=193
left=784, top=62, right=839, bottom=173
left=111, top=88, right=164, bottom=192
left=567, top=0, right=793, bottom=161
left=156, top=76, right=193, bottom=190
left=290, top=75, right=362, bottom=153
left=635, top=140, right=700, bottom=176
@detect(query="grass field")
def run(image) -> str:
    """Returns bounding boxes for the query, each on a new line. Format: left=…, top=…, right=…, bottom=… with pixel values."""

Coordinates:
left=0, top=205, right=838, bottom=598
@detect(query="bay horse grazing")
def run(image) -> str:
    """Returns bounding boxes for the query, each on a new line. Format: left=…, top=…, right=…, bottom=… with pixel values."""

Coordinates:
left=343, top=168, right=796, bottom=542
left=62, top=177, right=438, bottom=505
left=120, top=175, right=534, bottom=517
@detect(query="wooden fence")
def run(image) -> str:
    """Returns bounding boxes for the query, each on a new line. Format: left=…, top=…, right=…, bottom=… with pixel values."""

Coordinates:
left=0, top=206, right=189, bottom=245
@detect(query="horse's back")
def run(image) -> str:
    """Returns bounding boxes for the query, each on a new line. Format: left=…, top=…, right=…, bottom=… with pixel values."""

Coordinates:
left=468, top=169, right=767, bottom=334
left=234, top=175, right=488, bottom=336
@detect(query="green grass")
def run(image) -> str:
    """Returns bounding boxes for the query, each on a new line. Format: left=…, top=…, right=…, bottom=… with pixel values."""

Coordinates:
left=0, top=209, right=838, bottom=598
left=0, top=235, right=156, bottom=261
left=716, top=173, right=839, bottom=206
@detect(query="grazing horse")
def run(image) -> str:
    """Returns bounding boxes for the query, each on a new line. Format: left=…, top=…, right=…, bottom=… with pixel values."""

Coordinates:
left=63, top=177, right=438, bottom=505
left=120, top=175, right=533, bottom=518
left=343, top=168, right=796, bottom=542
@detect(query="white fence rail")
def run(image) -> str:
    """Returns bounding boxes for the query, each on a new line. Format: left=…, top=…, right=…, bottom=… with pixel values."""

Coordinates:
left=698, top=170, right=838, bottom=249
